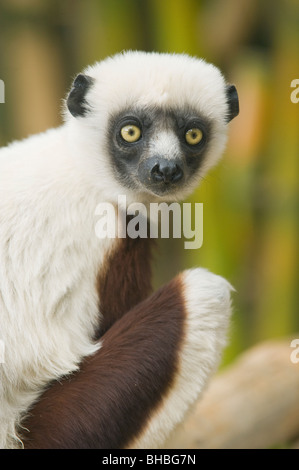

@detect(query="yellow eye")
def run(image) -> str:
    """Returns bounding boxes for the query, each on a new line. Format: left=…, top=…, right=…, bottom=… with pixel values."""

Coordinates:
left=185, top=128, right=203, bottom=145
left=120, top=125, right=141, bottom=143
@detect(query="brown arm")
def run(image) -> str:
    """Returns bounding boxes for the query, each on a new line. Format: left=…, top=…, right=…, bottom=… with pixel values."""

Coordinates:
left=22, top=275, right=185, bottom=449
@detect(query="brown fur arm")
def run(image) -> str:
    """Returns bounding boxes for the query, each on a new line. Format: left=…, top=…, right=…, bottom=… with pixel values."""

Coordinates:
left=22, top=276, right=185, bottom=449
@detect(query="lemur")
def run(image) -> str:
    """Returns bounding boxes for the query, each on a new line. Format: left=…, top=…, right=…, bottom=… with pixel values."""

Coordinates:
left=0, top=51, right=239, bottom=448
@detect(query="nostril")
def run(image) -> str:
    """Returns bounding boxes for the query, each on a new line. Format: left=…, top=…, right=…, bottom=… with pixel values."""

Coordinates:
left=171, top=165, right=183, bottom=183
left=151, top=163, right=164, bottom=182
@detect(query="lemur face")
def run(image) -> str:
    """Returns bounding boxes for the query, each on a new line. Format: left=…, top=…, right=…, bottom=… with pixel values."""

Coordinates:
left=66, top=52, right=239, bottom=201
left=107, top=106, right=211, bottom=197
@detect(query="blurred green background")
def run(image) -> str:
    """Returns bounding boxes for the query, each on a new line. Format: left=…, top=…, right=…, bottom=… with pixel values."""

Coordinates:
left=0, top=0, right=298, bottom=366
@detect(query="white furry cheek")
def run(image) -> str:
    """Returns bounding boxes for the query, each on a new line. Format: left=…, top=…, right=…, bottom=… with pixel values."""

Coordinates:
left=65, top=119, right=116, bottom=192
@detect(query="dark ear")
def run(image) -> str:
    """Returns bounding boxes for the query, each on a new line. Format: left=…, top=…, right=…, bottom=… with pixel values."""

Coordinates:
left=226, top=84, right=239, bottom=122
left=67, top=74, right=94, bottom=117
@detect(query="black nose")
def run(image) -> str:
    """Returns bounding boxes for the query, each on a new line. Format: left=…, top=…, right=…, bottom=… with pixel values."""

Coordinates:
left=151, top=159, right=183, bottom=184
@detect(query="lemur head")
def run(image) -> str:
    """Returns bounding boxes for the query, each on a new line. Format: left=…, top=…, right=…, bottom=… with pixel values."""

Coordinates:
left=65, top=51, right=238, bottom=203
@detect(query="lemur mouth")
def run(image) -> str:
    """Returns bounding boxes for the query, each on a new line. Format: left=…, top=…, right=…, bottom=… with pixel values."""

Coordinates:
left=141, top=180, right=186, bottom=199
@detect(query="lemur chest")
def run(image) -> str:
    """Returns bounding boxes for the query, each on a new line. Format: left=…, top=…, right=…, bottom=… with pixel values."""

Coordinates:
left=0, top=203, right=119, bottom=383
left=0, top=195, right=153, bottom=388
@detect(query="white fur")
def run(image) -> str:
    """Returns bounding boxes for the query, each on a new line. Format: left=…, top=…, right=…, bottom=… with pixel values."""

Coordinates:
left=148, top=129, right=181, bottom=162
left=127, top=268, right=233, bottom=449
left=0, top=51, right=232, bottom=448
